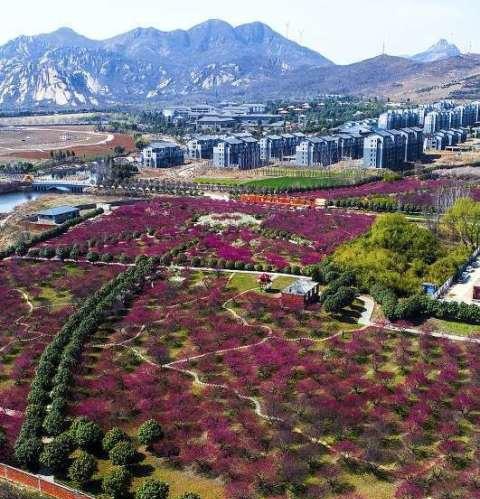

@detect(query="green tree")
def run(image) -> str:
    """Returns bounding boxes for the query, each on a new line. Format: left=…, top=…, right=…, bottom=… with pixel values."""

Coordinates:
left=39, top=437, right=70, bottom=474
left=109, top=441, right=138, bottom=466
left=442, top=197, right=480, bottom=250
left=103, top=427, right=129, bottom=453
left=135, top=479, right=169, bottom=499
left=180, top=494, right=202, bottom=499
left=68, top=451, right=97, bottom=487
left=323, top=286, right=357, bottom=313
left=138, top=420, right=163, bottom=448
left=14, top=438, right=43, bottom=470
left=70, top=417, right=103, bottom=451
left=102, top=466, right=132, bottom=499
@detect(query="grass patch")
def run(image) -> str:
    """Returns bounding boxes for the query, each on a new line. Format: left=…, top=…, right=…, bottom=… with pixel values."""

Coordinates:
left=344, top=472, right=395, bottom=499
left=242, top=176, right=352, bottom=190
left=226, top=273, right=259, bottom=293
left=134, top=455, right=225, bottom=499
left=427, top=318, right=480, bottom=337
left=34, top=286, right=72, bottom=311
left=91, top=455, right=225, bottom=499
left=0, top=480, right=51, bottom=499
left=192, top=177, right=252, bottom=186
left=270, top=275, right=296, bottom=291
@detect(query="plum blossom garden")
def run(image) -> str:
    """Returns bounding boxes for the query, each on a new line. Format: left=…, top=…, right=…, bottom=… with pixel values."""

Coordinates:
left=31, top=197, right=373, bottom=270
left=0, top=259, right=121, bottom=454
left=291, top=177, right=480, bottom=212
left=4, top=196, right=480, bottom=498
left=63, top=264, right=480, bottom=499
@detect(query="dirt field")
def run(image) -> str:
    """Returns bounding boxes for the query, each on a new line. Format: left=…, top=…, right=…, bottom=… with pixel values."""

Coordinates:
left=424, top=138, right=480, bottom=168
left=0, top=112, right=110, bottom=127
left=0, top=126, right=135, bottom=161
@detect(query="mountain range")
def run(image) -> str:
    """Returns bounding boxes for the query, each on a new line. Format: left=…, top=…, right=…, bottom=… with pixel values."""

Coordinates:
left=0, top=21, right=478, bottom=109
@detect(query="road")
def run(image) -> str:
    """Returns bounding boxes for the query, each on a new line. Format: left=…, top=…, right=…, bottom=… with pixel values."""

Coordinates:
left=443, top=262, right=480, bottom=305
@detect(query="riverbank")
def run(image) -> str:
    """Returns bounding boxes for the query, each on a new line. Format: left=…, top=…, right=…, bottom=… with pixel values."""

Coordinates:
left=0, top=193, right=126, bottom=252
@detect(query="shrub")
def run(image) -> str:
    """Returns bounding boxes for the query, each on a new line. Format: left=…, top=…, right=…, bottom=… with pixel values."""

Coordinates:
left=43, top=407, right=65, bottom=436
left=86, top=251, right=99, bottom=262
left=135, top=479, right=169, bottom=499
left=101, top=253, right=113, bottom=263
left=109, top=441, right=138, bottom=466
left=68, top=451, right=97, bottom=487
left=103, top=427, right=129, bottom=453
left=70, top=417, right=103, bottom=451
left=14, top=437, right=42, bottom=470
left=102, top=467, right=132, bottom=499
left=180, top=494, right=202, bottom=499
left=138, top=420, right=164, bottom=448
left=39, top=437, right=71, bottom=474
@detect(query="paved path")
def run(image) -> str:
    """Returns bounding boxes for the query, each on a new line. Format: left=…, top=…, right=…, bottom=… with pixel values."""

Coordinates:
left=384, top=324, right=480, bottom=344
left=443, top=262, right=480, bottom=305
left=358, top=295, right=375, bottom=326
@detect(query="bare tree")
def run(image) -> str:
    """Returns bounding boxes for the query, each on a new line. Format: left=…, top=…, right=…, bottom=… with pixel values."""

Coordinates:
left=425, top=184, right=471, bottom=235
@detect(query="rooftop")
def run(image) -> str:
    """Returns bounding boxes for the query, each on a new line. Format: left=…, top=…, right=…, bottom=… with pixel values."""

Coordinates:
left=37, top=205, right=79, bottom=217
left=149, top=141, right=180, bottom=149
left=282, top=279, right=318, bottom=296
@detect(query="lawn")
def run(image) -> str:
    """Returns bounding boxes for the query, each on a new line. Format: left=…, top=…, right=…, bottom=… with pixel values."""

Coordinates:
left=426, top=318, right=480, bottom=337
left=91, top=455, right=225, bottom=499
left=192, top=177, right=252, bottom=186
left=226, top=272, right=297, bottom=293
left=242, top=176, right=355, bottom=190
left=226, top=272, right=259, bottom=292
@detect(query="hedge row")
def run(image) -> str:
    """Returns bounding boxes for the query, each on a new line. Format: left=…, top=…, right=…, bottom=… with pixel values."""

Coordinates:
left=329, top=197, right=434, bottom=214
left=14, top=256, right=156, bottom=470
left=372, top=284, right=480, bottom=324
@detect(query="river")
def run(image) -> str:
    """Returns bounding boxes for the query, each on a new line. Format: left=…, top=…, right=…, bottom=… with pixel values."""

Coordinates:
left=0, top=191, right=46, bottom=213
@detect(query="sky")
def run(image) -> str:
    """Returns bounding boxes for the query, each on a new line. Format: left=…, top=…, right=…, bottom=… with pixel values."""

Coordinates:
left=1, top=0, right=479, bottom=64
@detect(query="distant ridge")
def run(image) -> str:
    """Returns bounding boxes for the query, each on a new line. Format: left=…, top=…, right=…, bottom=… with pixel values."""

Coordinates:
left=0, top=23, right=478, bottom=108
left=410, top=39, right=461, bottom=63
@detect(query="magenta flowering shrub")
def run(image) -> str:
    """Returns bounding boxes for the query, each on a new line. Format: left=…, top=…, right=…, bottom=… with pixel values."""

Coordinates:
left=298, top=178, right=453, bottom=201
left=262, top=209, right=374, bottom=257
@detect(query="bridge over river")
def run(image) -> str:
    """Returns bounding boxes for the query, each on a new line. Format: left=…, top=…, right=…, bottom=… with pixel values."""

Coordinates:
left=32, top=179, right=91, bottom=193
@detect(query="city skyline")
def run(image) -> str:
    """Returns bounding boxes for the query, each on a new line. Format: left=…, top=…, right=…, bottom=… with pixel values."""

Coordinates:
left=0, top=0, right=478, bottom=64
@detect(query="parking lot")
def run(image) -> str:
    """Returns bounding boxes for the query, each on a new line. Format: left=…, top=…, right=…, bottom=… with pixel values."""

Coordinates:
left=444, top=260, right=480, bottom=305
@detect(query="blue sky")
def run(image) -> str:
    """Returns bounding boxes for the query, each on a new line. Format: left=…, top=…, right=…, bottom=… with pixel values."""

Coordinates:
left=2, top=0, right=478, bottom=64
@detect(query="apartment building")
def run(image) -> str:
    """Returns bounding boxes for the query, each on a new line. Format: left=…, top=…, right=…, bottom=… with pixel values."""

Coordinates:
left=295, top=136, right=340, bottom=167
left=398, top=127, right=424, bottom=162
left=259, top=135, right=285, bottom=162
left=212, top=136, right=261, bottom=169
left=141, top=142, right=185, bottom=168
left=378, top=109, right=421, bottom=130
left=363, top=131, right=397, bottom=169
left=186, top=135, right=222, bottom=160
